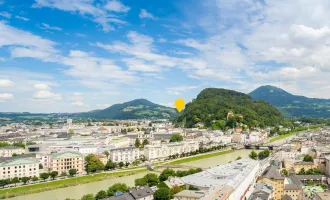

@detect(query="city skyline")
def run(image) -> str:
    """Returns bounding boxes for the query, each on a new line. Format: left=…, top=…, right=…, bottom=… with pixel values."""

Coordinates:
left=1, top=0, right=330, bottom=112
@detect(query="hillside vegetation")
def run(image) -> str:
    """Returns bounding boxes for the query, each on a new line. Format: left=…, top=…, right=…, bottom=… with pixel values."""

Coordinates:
left=250, top=85, right=330, bottom=118
left=176, top=88, right=284, bottom=128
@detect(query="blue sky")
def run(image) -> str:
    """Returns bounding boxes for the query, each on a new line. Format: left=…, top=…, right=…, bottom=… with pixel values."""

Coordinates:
left=1, top=0, right=330, bottom=112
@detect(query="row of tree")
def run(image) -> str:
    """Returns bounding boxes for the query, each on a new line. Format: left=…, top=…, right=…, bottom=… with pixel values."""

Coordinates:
left=0, top=169, right=78, bottom=188
left=77, top=168, right=202, bottom=200
left=249, top=149, right=270, bottom=160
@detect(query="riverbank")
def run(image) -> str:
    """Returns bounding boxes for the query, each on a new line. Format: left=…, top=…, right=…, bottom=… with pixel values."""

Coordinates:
left=267, top=126, right=320, bottom=144
left=168, top=149, right=234, bottom=165
left=0, top=169, right=147, bottom=199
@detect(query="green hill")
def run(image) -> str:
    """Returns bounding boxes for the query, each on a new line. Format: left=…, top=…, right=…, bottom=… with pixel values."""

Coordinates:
left=81, top=99, right=178, bottom=119
left=176, top=88, right=284, bottom=128
left=250, top=85, right=330, bottom=118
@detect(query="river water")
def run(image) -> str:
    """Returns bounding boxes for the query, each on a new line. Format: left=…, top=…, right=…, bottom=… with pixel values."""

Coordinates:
left=9, top=149, right=262, bottom=200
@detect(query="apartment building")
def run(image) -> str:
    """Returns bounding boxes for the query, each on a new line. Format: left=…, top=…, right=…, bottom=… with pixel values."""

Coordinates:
left=49, top=151, right=84, bottom=175
left=0, top=156, right=39, bottom=179
left=144, top=140, right=199, bottom=160
left=0, top=146, right=25, bottom=157
left=258, top=166, right=285, bottom=200
left=109, top=147, right=140, bottom=163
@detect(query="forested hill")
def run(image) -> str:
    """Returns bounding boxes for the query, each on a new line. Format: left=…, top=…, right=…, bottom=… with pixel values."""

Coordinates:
left=250, top=85, right=330, bottom=118
left=80, top=99, right=178, bottom=119
left=176, top=88, right=284, bottom=128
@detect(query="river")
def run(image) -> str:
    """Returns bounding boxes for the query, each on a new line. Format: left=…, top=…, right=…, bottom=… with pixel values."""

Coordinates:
left=9, top=149, right=262, bottom=200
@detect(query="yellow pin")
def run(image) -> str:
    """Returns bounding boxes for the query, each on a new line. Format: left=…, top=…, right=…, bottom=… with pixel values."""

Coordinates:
left=174, top=98, right=185, bottom=112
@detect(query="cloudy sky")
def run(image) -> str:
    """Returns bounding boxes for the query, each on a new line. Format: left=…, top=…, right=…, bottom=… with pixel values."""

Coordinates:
left=0, top=0, right=330, bottom=113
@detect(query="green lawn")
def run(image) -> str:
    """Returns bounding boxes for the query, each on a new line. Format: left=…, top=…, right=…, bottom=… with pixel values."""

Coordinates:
left=0, top=169, right=147, bottom=199
left=168, top=150, right=234, bottom=165
left=267, top=132, right=298, bottom=143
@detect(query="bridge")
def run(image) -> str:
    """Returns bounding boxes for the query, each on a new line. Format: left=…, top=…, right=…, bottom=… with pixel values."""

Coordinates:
left=244, top=144, right=276, bottom=150
left=146, top=164, right=207, bottom=172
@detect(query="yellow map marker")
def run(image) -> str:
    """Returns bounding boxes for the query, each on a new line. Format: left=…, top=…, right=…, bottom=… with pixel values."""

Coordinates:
left=175, top=98, right=185, bottom=112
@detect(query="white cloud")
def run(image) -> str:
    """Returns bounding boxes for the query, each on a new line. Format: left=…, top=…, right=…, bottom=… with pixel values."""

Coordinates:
left=139, top=9, right=157, bottom=20
left=72, top=101, right=84, bottom=106
left=0, top=12, right=11, bottom=19
left=0, top=93, right=13, bottom=102
left=15, top=16, right=30, bottom=21
left=40, top=23, right=62, bottom=31
left=167, top=86, right=199, bottom=95
left=160, top=102, right=175, bottom=108
left=34, top=83, right=50, bottom=90
left=73, top=92, right=82, bottom=96
left=104, top=0, right=130, bottom=13
left=0, top=79, right=14, bottom=87
left=33, top=0, right=129, bottom=32
left=75, top=33, right=86, bottom=37
left=33, top=90, right=62, bottom=100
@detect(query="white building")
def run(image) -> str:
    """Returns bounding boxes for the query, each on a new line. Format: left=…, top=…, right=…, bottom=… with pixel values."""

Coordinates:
left=276, top=151, right=300, bottom=160
left=110, top=147, right=140, bottom=163
left=0, top=147, right=25, bottom=157
left=144, top=140, right=199, bottom=160
left=181, top=159, right=260, bottom=200
left=0, top=156, right=39, bottom=179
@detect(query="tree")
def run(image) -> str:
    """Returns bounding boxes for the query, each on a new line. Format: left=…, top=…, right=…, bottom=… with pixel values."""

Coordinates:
left=95, top=190, right=107, bottom=200
left=105, top=161, right=117, bottom=170
left=31, top=176, right=38, bottom=182
left=236, top=156, right=242, bottom=160
left=40, top=173, right=49, bottom=181
left=103, top=151, right=109, bottom=159
left=21, top=177, right=30, bottom=185
left=170, top=134, right=183, bottom=142
left=249, top=151, right=258, bottom=160
left=39, top=164, right=43, bottom=169
left=107, top=183, right=128, bottom=196
left=0, top=179, right=9, bottom=188
left=69, top=169, right=78, bottom=176
left=135, top=178, right=147, bottom=186
left=298, top=168, right=306, bottom=175
left=68, top=129, right=74, bottom=135
left=142, top=139, right=149, bottom=147
left=132, top=159, right=141, bottom=166
left=159, top=168, right=176, bottom=181
left=81, top=194, right=94, bottom=200
left=12, top=153, right=18, bottom=157
left=154, top=188, right=170, bottom=200
left=282, top=169, right=289, bottom=177
left=125, top=162, right=130, bottom=167
left=303, top=154, right=313, bottom=162
left=143, top=173, right=159, bottom=186
left=135, top=138, right=141, bottom=148
left=170, top=185, right=182, bottom=198
left=61, top=171, right=68, bottom=177
left=11, top=177, right=19, bottom=186
left=85, top=154, right=105, bottom=173
left=118, top=162, right=124, bottom=168
left=50, top=171, right=59, bottom=180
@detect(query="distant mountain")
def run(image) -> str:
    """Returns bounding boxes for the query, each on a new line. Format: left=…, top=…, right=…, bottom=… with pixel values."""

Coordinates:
left=250, top=85, right=330, bottom=118
left=176, top=88, right=284, bottom=128
left=80, top=99, right=178, bottom=119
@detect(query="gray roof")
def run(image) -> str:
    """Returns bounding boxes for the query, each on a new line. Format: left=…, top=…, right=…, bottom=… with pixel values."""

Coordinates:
left=260, top=166, right=284, bottom=180
left=106, top=192, right=134, bottom=200
left=249, top=182, right=274, bottom=200
left=110, top=147, right=138, bottom=151
left=0, top=154, right=35, bottom=162
left=284, top=184, right=301, bottom=190
left=282, top=194, right=293, bottom=200
left=129, top=186, right=153, bottom=199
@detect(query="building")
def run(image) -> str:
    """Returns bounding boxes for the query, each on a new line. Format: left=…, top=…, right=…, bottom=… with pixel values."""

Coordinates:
left=144, top=140, right=199, bottom=160
left=181, top=159, right=260, bottom=200
left=248, top=182, right=274, bottom=200
left=174, top=190, right=206, bottom=200
left=110, top=147, right=140, bottom=163
left=0, top=156, right=39, bottom=179
left=107, top=186, right=154, bottom=200
left=258, top=166, right=285, bottom=200
left=49, top=151, right=84, bottom=175
left=292, top=161, right=317, bottom=173
left=0, top=146, right=25, bottom=157
left=315, top=192, right=330, bottom=200
left=283, top=184, right=302, bottom=200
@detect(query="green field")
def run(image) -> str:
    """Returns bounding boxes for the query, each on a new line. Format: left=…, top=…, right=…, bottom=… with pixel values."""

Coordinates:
left=267, top=132, right=297, bottom=143
left=0, top=169, right=147, bottom=199
left=169, top=150, right=234, bottom=165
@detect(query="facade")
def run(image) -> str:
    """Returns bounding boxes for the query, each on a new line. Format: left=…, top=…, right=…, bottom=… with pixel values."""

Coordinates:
left=144, top=140, right=199, bottom=160
left=49, top=151, right=84, bottom=175
left=107, top=186, right=154, bottom=200
left=0, top=146, right=25, bottom=157
left=258, top=166, right=285, bottom=200
left=283, top=184, right=302, bottom=200
left=174, top=190, right=206, bottom=200
left=110, top=147, right=140, bottom=163
left=292, top=161, right=317, bottom=173
left=0, top=156, right=39, bottom=179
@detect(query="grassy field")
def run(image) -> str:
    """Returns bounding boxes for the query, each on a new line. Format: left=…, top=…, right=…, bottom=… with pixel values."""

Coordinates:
left=267, top=132, right=298, bottom=143
left=168, top=150, right=234, bottom=165
left=0, top=169, right=147, bottom=199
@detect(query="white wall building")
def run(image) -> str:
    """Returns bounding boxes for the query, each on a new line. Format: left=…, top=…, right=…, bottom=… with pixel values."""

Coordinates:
left=144, top=140, right=199, bottom=160
left=0, top=147, right=25, bottom=157
left=110, top=147, right=140, bottom=163
left=0, top=156, right=39, bottom=179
